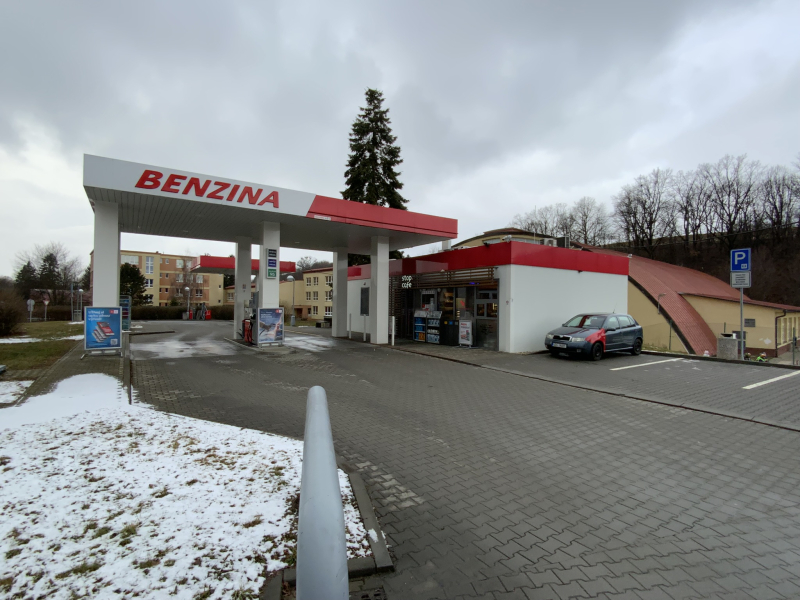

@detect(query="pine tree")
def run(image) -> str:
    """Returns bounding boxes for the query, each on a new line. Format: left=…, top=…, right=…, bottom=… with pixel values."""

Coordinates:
left=342, top=89, right=407, bottom=210
left=120, top=264, right=151, bottom=306
left=14, top=261, right=38, bottom=300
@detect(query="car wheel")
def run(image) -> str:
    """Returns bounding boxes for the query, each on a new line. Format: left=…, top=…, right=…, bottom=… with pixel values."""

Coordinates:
left=631, top=338, right=643, bottom=355
left=590, top=342, right=603, bottom=361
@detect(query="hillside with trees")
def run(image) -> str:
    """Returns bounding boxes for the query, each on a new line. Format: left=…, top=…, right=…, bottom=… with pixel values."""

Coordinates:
left=510, top=154, right=800, bottom=306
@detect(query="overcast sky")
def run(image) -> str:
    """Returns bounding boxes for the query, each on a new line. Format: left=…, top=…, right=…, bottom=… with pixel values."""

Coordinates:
left=1, top=0, right=798, bottom=277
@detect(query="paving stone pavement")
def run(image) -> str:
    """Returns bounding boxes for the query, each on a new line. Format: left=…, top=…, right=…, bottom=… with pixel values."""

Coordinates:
left=131, top=323, right=800, bottom=599
left=391, top=340, right=800, bottom=431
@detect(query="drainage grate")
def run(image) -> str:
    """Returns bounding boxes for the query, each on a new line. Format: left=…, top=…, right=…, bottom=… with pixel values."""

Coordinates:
left=349, top=588, right=386, bottom=600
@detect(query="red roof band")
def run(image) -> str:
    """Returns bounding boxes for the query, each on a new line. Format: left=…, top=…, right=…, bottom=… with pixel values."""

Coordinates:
left=192, top=256, right=296, bottom=273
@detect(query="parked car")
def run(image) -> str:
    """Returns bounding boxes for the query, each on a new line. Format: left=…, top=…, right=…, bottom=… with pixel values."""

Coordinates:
left=545, top=313, right=643, bottom=360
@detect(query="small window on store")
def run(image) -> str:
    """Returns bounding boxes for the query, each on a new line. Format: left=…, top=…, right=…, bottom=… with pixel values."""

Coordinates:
left=487, top=303, right=498, bottom=318
left=476, top=304, right=486, bottom=317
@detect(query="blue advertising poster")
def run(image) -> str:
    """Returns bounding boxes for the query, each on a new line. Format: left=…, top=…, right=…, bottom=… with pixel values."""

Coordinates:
left=84, top=307, right=122, bottom=350
left=257, top=307, right=284, bottom=345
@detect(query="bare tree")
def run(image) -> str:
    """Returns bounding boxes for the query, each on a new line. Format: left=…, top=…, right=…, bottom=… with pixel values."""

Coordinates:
left=701, top=155, right=762, bottom=252
left=612, top=168, right=674, bottom=258
left=759, top=165, right=800, bottom=246
left=571, top=197, right=611, bottom=246
left=168, top=258, right=202, bottom=308
left=672, top=169, right=713, bottom=252
left=14, top=242, right=83, bottom=304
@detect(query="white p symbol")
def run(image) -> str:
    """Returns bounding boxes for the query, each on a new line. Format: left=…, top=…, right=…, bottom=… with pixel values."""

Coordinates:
left=734, top=251, right=746, bottom=266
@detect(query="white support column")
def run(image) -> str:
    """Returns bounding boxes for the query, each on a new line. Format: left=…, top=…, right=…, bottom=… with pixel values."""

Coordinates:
left=257, top=222, right=280, bottom=309
left=332, top=248, right=349, bottom=337
left=234, top=238, right=252, bottom=338
left=92, top=201, right=120, bottom=307
left=369, top=236, right=389, bottom=344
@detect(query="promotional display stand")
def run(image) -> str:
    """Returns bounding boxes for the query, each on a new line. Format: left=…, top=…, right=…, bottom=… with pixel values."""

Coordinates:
left=413, top=310, right=427, bottom=342
left=426, top=311, right=442, bottom=344
left=257, top=307, right=284, bottom=347
left=84, top=307, right=123, bottom=355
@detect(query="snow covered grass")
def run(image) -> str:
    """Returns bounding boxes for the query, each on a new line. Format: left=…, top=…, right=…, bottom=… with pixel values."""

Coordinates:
left=0, top=334, right=83, bottom=344
left=0, top=374, right=371, bottom=599
left=0, top=380, right=32, bottom=404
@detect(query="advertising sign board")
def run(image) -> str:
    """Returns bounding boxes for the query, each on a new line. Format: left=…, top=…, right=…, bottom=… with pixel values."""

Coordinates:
left=458, top=320, right=473, bottom=347
left=360, top=287, right=369, bottom=316
left=119, top=295, right=132, bottom=331
left=257, top=307, right=284, bottom=346
left=85, top=307, right=122, bottom=351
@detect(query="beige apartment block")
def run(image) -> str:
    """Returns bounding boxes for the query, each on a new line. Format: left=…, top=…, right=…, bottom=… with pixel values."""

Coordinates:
left=277, top=267, right=333, bottom=321
left=115, top=251, right=225, bottom=306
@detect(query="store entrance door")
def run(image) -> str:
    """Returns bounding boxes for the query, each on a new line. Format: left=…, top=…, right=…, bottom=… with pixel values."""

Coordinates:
left=475, top=289, right=498, bottom=350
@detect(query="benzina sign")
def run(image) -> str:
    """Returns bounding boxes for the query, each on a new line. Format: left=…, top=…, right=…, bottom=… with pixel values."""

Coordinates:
left=135, top=170, right=279, bottom=208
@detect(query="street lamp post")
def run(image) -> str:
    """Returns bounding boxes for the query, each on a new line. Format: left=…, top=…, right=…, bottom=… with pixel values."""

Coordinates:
left=185, top=286, right=190, bottom=319
left=287, top=276, right=296, bottom=326
left=78, top=289, right=84, bottom=321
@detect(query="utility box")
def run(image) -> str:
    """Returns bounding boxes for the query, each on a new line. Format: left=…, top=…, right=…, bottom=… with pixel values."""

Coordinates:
left=717, top=335, right=738, bottom=360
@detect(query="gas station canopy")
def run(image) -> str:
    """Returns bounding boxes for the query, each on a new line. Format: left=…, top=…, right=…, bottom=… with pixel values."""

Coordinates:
left=191, top=256, right=296, bottom=275
left=83, top=155, right=457, bottom=254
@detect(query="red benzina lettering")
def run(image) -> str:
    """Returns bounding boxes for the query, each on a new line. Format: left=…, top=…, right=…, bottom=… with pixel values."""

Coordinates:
left=135, top=170, right=279, bottom=208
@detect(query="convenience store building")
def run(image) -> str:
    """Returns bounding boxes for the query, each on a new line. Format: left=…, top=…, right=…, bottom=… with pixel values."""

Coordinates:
left=347, top=241, right=629, bottom=352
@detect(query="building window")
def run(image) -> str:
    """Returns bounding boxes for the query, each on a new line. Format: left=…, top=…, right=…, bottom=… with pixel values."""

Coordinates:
left=313, top=276, right=319, bottom=286
left=145, top=279, right=153, bottom=288
left=164, top=273, right=169, bottom=279
left=160, top=258, right=163, bottom=264
left=176, top=274, right=183, bottom=282
left=145, top=256, right=154, bottom=274
left=312, top=306, right=319, bottom=316
left=325, top=290, right=332, bottom=301
left=121, top=254, right=139, bottom=265
left=227, top=292, right=234, bottom=301
left=176, top=259, right=184, bottom=268
left=165, top=258, right=169, bottom=264
left=218, top=284, right=221, bottom=289
left=196, top=274, right=203, bottom=284
left=313, top=291, right=319, bottom=301
left=306, top=278, right=311, bottom=287
left=306, top=292, right=311, bottom=301
left=325, top=306, right=332, bottom=317
left=195, top=289, right=203, bottom=298
left=325, top=275, right=332, bottom=285
left=186, top=260, right=192, bottom=269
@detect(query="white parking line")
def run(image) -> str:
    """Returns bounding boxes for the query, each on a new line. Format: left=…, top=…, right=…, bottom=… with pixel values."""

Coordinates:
left=742, top=370, right=800, bottom=390
left=609, top=358, right=684, bottom=371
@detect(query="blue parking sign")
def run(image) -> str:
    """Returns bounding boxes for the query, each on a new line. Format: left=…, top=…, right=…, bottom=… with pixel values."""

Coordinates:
left=730, top=248, right=751, bottom=272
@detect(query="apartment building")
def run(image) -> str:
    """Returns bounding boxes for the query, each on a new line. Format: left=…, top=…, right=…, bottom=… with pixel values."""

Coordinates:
left=116, top=251, right=225, bottom=306
left=275, top=267, right=333, bottom=320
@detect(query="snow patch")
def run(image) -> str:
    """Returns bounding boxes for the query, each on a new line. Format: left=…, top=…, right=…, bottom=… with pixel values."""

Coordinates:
left=0, top=374, right=371, bottom=599
left=0, top=380, right=33, bottom=404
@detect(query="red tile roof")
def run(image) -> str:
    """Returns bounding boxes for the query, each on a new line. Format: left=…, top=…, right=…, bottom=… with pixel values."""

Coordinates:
left=583, top=248, right=783, bottom=355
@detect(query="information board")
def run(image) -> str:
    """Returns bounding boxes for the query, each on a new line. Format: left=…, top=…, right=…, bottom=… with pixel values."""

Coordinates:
left=85, top=307, right=122, bottom=351
left=257, top=307, right=284, bottom=345
left=119, top=295, right=131, bottom=331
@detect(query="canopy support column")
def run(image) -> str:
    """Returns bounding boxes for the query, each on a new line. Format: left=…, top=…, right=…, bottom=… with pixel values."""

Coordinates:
left=257, top=222, right=280, bottom=309
left=332, top=248, right=349, bottom=337
left=369, top=236, right=389, bottom=344
left=234, top=238, right=251, bottom=339
left=92, top=201, right=120, bottom=307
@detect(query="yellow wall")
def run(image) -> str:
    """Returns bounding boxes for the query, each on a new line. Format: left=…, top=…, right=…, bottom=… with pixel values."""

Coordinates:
left=627, top=282, right=687, bottom=353
left=682, top=295, right=788, bottom=352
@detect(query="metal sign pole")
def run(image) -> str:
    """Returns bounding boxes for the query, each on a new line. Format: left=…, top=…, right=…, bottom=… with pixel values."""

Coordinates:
left=739, top=288, right=744, bottom=360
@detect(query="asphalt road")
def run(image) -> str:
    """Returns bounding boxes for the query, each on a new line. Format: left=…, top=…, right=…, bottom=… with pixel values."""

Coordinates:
left=131, top=322, right=800, bottom=600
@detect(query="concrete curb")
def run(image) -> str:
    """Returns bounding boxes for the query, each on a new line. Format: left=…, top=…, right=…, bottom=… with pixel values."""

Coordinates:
left=266, top=462, right=394, bottom=597
left=641, top=349, right=800, bottom=370
left=129, top=330, right=177, bottom=336
left=390, top=345, right=800, bottom=435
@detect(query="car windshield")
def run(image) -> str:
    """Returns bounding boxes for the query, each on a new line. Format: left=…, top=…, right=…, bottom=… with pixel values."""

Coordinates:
left=565, top=314, right=606, bottom=328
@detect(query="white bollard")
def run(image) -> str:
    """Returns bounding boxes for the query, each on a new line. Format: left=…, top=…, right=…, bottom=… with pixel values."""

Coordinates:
left=296, top=387, right=348, bottom=600
left=363, top=316, right=367, bottom=342
left=391, top=316, right=395, bottom=346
